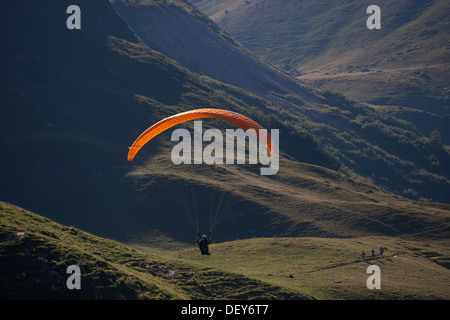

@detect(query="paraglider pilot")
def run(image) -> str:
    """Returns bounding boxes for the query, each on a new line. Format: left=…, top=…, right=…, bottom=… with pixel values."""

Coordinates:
left=196, top=233, right=212, bottom=255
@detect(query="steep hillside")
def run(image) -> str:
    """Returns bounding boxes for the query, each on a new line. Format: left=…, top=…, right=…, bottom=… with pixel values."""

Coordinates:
left=191, top=0, right=450, bottom=114
left=110, top=0, right=318, bottom=104
left=0, top=201, right=306, bottom=299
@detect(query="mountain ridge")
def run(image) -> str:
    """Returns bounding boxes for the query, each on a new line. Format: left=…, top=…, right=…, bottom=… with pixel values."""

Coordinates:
left=190, top=0, right=450, bottom=114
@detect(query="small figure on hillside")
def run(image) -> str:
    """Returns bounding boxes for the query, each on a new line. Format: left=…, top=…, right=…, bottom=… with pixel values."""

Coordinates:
left=361, top=250, right=366, bottom=260
left=196, top=233, right=212, bottom=255
left=371, top=248, right=375, bottom=258
left=379, top=246, right=384, bottom=258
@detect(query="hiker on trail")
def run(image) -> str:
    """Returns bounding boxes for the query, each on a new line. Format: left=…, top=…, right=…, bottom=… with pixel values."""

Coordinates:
left=379, top=246, right=384, bottom=258
left=361, top=250, right=366, bottom=260
left=196, top=233, right=211, bottom=255
left=371, top=248, right=375, bottom=258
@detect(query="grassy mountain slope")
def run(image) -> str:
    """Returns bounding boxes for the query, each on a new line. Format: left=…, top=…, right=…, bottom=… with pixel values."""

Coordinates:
left=2, top=202, right=449, bottom=300
left=191, top=0, right=450, bottom=114
left=0, top=201, right=307, bottom=299
left=126, top=152, right=450, bottom=245
left=110, top=0, right=450, bottom=204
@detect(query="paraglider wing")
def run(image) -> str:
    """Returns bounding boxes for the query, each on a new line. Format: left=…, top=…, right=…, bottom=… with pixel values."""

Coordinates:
left=127, top=108, right=274, bottom=161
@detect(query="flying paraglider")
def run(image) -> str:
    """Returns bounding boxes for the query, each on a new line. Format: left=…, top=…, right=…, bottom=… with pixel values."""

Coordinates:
left=127, top=108, right=276, bottom=254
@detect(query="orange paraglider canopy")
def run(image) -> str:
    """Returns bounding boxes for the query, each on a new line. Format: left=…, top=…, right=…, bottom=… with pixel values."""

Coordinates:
left=127, top=108, right=274, bottom=161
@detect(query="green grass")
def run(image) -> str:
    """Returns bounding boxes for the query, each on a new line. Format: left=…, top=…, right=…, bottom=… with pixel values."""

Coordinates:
left=0, top=202, right=307, bottom=299
left=165, top=236, right=450, bottom=299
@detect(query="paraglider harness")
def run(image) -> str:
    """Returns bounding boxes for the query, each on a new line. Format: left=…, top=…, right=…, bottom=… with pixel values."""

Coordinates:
left=196, top=233, right=212, bottom=255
